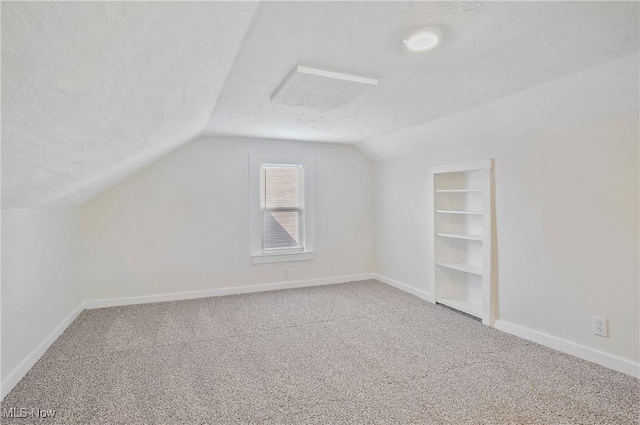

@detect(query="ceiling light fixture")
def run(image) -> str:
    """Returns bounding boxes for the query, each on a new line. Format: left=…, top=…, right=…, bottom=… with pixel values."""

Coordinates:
left=404, top=30, right=440, bottom=52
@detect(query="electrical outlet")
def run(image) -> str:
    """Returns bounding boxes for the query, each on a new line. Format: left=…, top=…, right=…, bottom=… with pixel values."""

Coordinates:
left=283, top=269, right=290, bottom=279
left=593, top=316, right=608, bottom=338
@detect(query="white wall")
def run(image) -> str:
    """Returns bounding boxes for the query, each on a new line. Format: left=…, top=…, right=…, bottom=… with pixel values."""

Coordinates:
left=78, top=137, right=374, bottom=301
left=374, top=112, right=639, bottom=364
left=1, top=209, right=82, bottom=389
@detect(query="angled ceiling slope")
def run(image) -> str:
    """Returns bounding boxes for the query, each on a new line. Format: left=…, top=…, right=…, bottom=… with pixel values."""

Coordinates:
left=359, top=53, right=640, bottom=160
left=1, top=1, right=258, bottom=209
left=204, top=1, right=638, bottom=146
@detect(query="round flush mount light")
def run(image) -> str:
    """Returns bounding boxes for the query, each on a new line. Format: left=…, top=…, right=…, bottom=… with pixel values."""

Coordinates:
left=403, top=30, right=440, bottom=52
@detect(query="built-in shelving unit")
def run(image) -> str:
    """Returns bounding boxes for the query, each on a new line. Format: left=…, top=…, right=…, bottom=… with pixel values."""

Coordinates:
left=436, top=232, right=483, bottom=241
left=428, top=159, right=494, bottom=326
left=435, top=189, right=482, bottom=193
left=436, top=210, right=483, bottom=215
left=436, top=262, right=483, bottom=275
left=436, top=297, right=482, bottom=317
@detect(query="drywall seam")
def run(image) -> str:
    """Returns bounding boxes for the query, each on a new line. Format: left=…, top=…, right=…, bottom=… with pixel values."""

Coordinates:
left=1, top=301, right=85, bottom=400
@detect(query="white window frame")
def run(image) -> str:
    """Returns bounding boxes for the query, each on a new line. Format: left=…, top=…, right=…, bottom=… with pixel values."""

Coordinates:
left=250, top=154, right=315, bottom=264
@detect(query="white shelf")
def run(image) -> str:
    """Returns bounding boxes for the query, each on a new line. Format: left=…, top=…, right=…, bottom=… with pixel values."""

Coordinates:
left=436, top=210, right=483, bottom=215
left=437, top=297, right=482, bottom=318
left=429, top=160, right=493, bottom=326
left=437, top=262, right=483, bottom=276
left=436, top=232, right=483, bottom=241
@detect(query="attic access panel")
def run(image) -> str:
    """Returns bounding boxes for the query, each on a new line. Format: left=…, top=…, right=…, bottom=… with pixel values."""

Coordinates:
left=271, top=66, right=378, bottom=110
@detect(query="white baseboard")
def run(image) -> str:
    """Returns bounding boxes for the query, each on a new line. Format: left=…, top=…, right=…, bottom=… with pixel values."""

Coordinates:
left=372, top=273, right=432, bottom=302
left=84, top=273, right=375, bottom=309
left=371, top=273, right=639, bottom=379
left=494, top=320, right=640, bottom=378
left=2, top=273, right=375, bottom=400
left=1, top=303, right=85, bottom=399
left=6, top=273, right=636, bottom=403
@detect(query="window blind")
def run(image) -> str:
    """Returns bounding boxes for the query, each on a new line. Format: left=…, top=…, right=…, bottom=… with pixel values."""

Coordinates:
left=260, top=164, right=304, bottom=252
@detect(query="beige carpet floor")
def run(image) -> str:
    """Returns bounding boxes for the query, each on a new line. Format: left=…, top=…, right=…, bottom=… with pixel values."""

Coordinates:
left=2, top=280, right=638, bottom=424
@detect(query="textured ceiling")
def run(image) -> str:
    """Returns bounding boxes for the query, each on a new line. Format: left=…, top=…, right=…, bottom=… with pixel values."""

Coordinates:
left=271, top=66, right=378, bottom=111
left=2, top=2, right=258, bottom=208
left=204, top=1, right=638, bottom=144
left=2, top=2, right=638, bottom=208
left=358, top=53, right=640, bottom=160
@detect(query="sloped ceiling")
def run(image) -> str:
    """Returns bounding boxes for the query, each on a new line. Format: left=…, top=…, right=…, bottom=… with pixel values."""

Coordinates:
left=1, top=2, right=258, bottom=208
left=358, top=53, right=640, bottom=160
left=204, top=1, right=639, bottom=144
left=2, top=2, right=638, bottom=208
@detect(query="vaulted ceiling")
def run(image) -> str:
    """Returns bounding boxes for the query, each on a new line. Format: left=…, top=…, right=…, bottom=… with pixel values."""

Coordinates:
left=2, top=1, right=638, bottom=208
left=204, top=1, right=639, bottom=144
left=1, top=2, right=258, bottom=208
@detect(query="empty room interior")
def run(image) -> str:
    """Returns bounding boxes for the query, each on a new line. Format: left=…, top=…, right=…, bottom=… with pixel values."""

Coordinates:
left=1, top=1, right=639, bottom=424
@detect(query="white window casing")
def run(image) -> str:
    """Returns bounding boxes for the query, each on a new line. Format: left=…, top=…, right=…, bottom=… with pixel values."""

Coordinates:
left=250, top=154, right=315, bottom=264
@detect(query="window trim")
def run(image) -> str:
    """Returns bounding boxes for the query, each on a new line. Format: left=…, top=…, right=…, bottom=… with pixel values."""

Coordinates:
left=250, top=154, right=315, bottom=264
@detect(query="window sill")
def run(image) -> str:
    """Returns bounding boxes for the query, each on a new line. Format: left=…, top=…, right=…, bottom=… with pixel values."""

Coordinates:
left=252, top=251, right=315, bottom=264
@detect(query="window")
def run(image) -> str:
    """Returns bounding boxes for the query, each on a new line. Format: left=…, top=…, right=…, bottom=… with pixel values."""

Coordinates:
left=261, top=164, right=303, bottom=253
left=250, top=155, right=315, bottom=264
